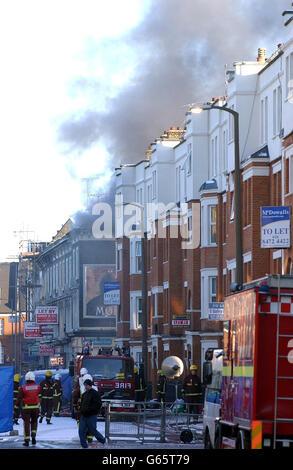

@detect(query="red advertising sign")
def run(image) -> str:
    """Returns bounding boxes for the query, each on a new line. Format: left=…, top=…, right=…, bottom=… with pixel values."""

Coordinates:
left=171, top=314, right=191, bottom=327
left=39, top=344, right=54, bottom=355
left=49, top=356, right=64, bottom=367
left=35, top=306, right=58, bottom=324
left=24, top=322, right=42, bottom=339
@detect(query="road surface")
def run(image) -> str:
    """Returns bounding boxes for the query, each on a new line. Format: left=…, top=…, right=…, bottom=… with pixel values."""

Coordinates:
left=0, top=416, right=203, bottom=449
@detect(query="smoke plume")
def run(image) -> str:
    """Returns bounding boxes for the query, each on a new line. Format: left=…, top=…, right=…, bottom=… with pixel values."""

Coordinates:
left=58, top=0, right=289, bottom=166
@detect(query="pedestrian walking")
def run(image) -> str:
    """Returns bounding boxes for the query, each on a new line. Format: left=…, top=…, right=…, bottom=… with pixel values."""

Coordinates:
left=53, top=374, right=63, bottom=417
left=72, top=372, right=95, bottom=443
left=13, top=374, right=21, bottom=425
left=78, top=378, right=105, bottom=449
left=182, top=365, right=202, bottom=422
left=39, top=370, right=54, bottom=424
left=14, top=371, right=41, bottom=447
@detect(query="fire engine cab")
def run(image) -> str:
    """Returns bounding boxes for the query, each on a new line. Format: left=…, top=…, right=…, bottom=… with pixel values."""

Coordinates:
left=75, top=354, right=135, bottom=412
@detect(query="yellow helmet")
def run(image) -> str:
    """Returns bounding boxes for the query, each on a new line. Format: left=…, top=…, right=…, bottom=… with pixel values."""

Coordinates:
left=14, top=374, right=21, bottom=382
left=157, top=370, right=164, bottom=376
left=190, top=365, right=197, bottom=371
left=45, top=370, right=53, bottom=377
left=134, top=367, right=138, bottom=374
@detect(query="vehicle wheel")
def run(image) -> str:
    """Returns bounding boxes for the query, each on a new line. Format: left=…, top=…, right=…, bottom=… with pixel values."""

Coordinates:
left=204, top=429, right=213, bottom=449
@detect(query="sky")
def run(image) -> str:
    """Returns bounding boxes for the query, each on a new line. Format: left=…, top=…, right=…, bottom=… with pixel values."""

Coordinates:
left=0, top=0, right=290, bottom=261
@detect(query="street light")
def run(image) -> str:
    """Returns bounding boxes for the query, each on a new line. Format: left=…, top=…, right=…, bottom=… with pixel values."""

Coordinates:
left=119, top=200, right=148, bottom=388
left=190, top=100, right=243, bottom=287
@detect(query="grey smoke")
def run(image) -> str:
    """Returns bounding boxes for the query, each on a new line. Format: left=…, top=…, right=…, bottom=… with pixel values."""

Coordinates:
left=57, top=0, right=289, bottom=166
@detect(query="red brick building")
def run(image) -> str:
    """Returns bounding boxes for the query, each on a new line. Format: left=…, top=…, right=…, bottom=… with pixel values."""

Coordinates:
left=115, top=34, right=293, bottom=394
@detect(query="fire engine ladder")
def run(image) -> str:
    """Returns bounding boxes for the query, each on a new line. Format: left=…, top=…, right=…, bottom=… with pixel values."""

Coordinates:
left=273, top=275, right=293, bottom=449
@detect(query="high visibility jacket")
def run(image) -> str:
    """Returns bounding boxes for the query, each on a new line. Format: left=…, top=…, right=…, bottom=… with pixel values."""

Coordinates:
left=182, top=374, right=201, bottom=397
left=39, top=379, right=54, bottom=399
left=15, top=382, right=41, bottom=409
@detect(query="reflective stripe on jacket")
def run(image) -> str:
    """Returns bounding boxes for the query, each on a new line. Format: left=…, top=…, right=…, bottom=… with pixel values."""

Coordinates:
left=39, top=379, right=54, bottom=398
left=53, top=381, right=63, bottom=397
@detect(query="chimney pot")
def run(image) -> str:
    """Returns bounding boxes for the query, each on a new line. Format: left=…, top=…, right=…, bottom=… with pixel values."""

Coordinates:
left=257, top=48, right=266, bottom=62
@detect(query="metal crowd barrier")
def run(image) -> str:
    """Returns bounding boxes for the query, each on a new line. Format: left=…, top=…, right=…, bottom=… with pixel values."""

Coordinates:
left=104, top=400, right=203, bottom=444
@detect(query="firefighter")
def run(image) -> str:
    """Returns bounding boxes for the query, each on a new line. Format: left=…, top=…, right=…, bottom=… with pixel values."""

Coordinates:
left=156, top=370, right=167, bottom=403
left=53, top=374, right=63, bottom=417
left=15, top=371, right=41, bottom=447
left=182, top=365, right=202, bottom=421
left=39, top=370, right=54, bottom=424
left=72, top=371, right=94, bottom=444
left=134, top=367, right=146, bottom=407
left=78, top=367, right=88, bottom=390
left=13, top=374, right=21, bottom=425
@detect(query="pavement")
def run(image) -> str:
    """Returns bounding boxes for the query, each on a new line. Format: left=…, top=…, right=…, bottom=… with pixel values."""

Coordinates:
left=0, top=416, right=204, bottom=450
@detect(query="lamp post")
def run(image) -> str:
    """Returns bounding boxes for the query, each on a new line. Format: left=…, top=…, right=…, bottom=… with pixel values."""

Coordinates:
left=120, top=201, right=148, bottom=387
left=190, top=102, right=243, bottom=287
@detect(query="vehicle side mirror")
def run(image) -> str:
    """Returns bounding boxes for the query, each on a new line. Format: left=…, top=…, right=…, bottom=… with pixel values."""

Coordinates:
left=203, top=362, right=212, bottom=385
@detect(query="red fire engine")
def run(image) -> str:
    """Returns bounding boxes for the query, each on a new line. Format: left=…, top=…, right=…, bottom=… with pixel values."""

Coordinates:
left=75, top=354, right=135, bottom=412
left=203, top=275, right=293, bottom=449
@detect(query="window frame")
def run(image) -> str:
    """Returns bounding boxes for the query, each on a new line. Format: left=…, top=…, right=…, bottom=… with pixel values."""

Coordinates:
left=135, top=240, right=142, bottom=273
left=209, top=205, right=217, bottom=245
left=136, top=297, right=142, bottom=329
left=0, top=319, right=4, bottom=335
left=209, top=276, right=217, bottom=303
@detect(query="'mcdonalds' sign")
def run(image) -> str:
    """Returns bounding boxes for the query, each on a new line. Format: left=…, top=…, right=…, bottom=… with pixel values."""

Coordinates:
left=261, top=207, right=291, bottom=249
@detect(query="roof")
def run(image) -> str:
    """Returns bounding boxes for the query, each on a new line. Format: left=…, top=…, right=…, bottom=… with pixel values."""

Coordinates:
left=51, top=219, right=73, bottom=244
left=242, top=145, right=270, bottom=164
left=199, top=178, right=218, bottom=192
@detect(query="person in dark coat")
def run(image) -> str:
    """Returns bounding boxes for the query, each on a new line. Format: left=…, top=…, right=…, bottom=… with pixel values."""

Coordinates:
left=72, top=371, right=94, bottom=443
left=182, top=365, right=202, bottom=420
left=39, top=371, right=54, bottom=424
left=134, top=367, right=146, bottom=407
left=156, top=370, right=167, bottom=403
left=52, top=374, right=63, bottom=417
left=78, top=379, right=105, bottom=449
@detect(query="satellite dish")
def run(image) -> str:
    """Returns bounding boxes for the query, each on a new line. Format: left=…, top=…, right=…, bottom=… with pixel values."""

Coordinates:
left=161, top=356, right=184, bottom=379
